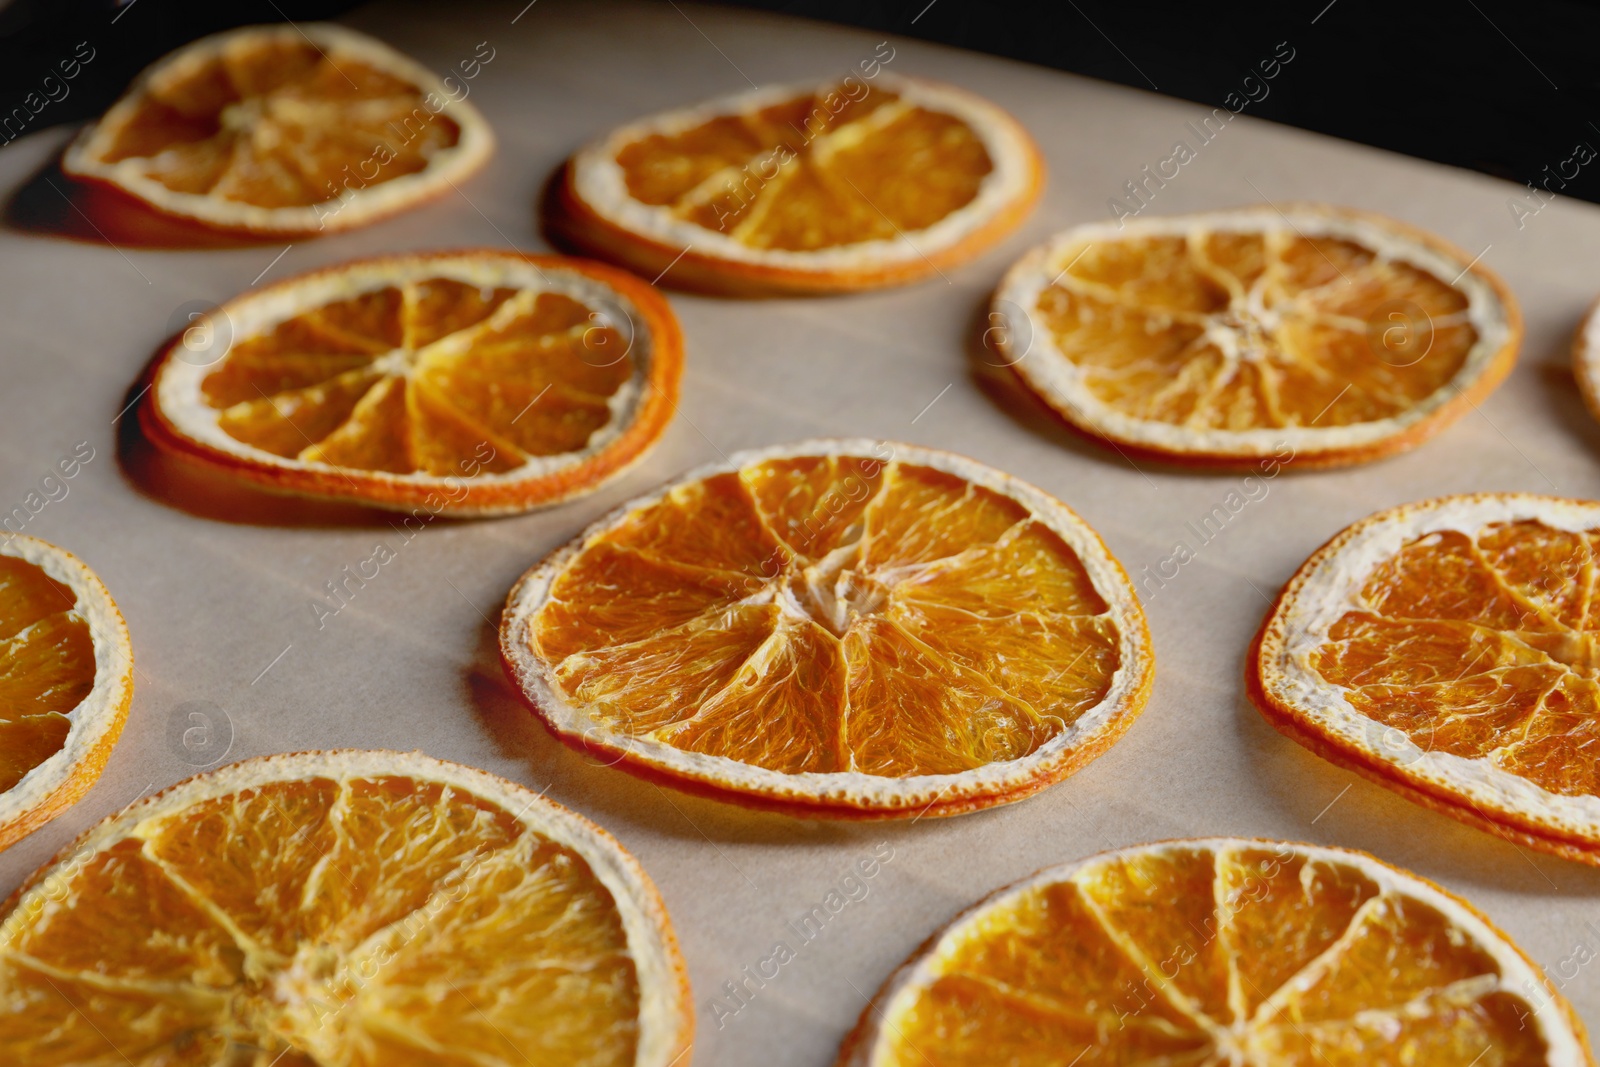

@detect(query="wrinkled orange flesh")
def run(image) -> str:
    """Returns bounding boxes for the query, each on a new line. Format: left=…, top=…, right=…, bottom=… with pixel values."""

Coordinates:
left=531, top=457, right=1121, bottom=776
left=0, top=775, right=641, bottom=1066
left=614, top=87, right=993, bottom=251
left=202, top=278, right=631, bottom=476
left=0, top=557, right=93, bottom=794
left=1312, top=519, right=1600, bottom=800
left=1034, top=228, right=1479, bottom=429
left=881, top=844, right=1549, bottom=1067
left=93, top=37, right=459, bottom=208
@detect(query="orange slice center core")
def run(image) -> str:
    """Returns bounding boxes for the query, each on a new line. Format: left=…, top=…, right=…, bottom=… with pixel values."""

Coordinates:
left=533, top=458, right=1125, bottom=778
left=782, top=542, right=888, bottom=638
left=95, top=39, right=462, bottom=209
left=1034, top=227, right=1482, bottom=430
left=614, top=87, right=995, bottom=252
left=199, top=277, right=636, bottom=477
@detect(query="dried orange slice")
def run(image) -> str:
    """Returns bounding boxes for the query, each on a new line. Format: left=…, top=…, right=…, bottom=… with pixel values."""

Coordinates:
left=1570, top=296, right=1600, bottom=425
left=62, top=24, right=493, bottom=236
left=994, top=204, right=1521, bottom=467
left=141, top=250, right=683, bottom=515
left=1250, top=493, right=1600, bottom=866
left=0, top=749, right=692, bottom=1066
left=839, top=838, right=1592, bottom=1067
left=554, top=75, right=1044, bottom=293
left=500, top=439, right=1153, bottom=818
left=0, top=536, right=131, bottom=852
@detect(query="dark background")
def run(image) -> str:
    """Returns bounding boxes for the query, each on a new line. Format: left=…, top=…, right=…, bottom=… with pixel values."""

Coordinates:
left=4, top=0, right=1600, bottom=205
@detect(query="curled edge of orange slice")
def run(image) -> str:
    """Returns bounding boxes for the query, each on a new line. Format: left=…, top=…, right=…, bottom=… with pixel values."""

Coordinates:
left=61, top=23, right=494, bottom=237
left=554, top=74, right=1045, bottom=294
left=499, top=438, right=1154, bottom=820
left=1569, top=295, right=1600, bottom=427
left=0, top=536, right=132, bottom=852
left=995, top=203, right=1522, bottom=468
left=0, top=749, right=695, bottom=1067
left=1249, top=493, right=1600, bottom=866
left=138, top=249, right=684, bottom=517
left=836, top=838, right=1594, bottom=1067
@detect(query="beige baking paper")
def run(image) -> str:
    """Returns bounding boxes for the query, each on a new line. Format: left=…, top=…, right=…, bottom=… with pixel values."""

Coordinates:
left=2, top=2, right=1598, bottom=1064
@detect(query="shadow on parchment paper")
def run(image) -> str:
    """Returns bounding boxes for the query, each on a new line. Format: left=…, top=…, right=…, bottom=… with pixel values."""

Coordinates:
left=1234, top=693, right=1600, bottom=897
left=536, top=164, right=600, bottom=269
left=537, top=162, right=754, bottom=299
left=962, top=297, right=1193, bottom=477
left=462, top=614, right=1004, bottom=851
left=3, top=152, right=261, bottom=249
left=114, top=371, right=407, bottom=528
left=530, top=161, right=733, bottom=296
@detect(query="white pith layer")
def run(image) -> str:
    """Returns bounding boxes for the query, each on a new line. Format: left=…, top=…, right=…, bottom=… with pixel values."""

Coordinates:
left=1262, top=494, right=1600, bottom=845
left=502, top=438, right=1152, bottom=813
left=570, top=74, right=1037, bottom=273
left=0, top=535, right=131, bottom=835
left=997, top=207, right=1513, bottom=458
left=846, top=839, right=1587, bottom=1067
left=154, top=253, right=655, bottom=492
left=63, top=23, right=494, bottom=234
left=0, top=749, right=687, bottom=1067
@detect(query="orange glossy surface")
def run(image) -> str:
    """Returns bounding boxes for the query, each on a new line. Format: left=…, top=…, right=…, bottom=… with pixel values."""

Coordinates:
left=1035, top=228, right=1477, bottom=429
left=0, top=557, right=92, bottom=793
left=0, top=775, right=641, bottom=1066
left=100, top=38, right=458, bottom=207
left=882, top=845, right=1548, bottom=1067
left=615, top=88, right=993, bottom=251
left=1313, top=520, right=1600, bottom=799
left=203, top=278, right=630, bottom=476
left=532, top=457, right=1119, bottom=776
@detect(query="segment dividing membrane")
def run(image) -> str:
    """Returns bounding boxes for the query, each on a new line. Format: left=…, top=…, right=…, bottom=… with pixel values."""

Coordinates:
left=852, top=841, right=1581, bottom=1067
left=0, top=536, right=129, bottom=855
left=0, top=754, right=681, bottom=1067
left=92, top=38, right=460, bottom=209
left=563, top=75, right=1044, bottom=290
left=63, top=24, right=494, bottom=234
left=1033, top=225, right=1477, bottom=429
left=0, top=556, right=94, bottom=793
left=999, top=207, right=1517, bottom=463
left=198, top=274, right=636, bottom=477
left=148, top=252, right=681, bottom=515
left=1310, top=517, right=1600, bottom=800
left=612, top=85, right=993, bottom=252
left=513, top=443, right=1151, bottom=813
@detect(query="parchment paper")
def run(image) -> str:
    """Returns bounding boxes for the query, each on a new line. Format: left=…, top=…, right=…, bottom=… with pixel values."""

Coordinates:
left=3, top=2, right=1599, bottom=1063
